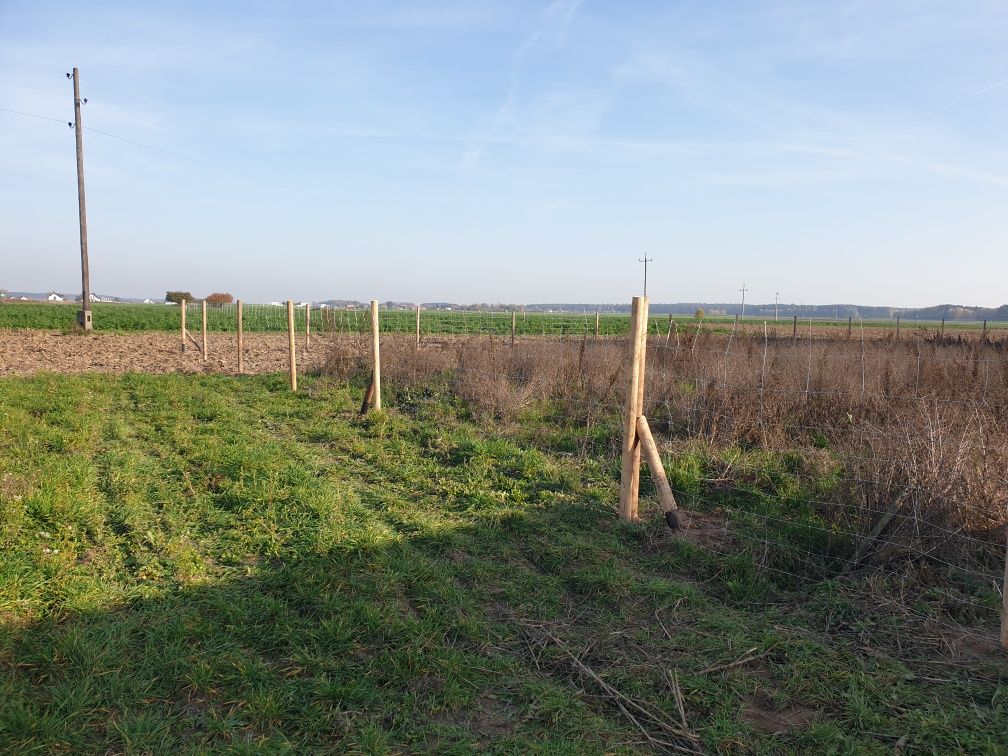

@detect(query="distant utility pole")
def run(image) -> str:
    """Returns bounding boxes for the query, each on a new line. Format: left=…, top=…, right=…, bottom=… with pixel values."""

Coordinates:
left=774, top=292, right=779, bottom=321
left=739, top=283, right=748, bottom=319
left=69, top=67, right=92, bottom=330
left=639, top=257, right=654, bottom=296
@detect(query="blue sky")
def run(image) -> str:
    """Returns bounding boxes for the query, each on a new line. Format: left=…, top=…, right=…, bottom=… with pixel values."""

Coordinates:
left=1, top=1, right=1006, bottom=306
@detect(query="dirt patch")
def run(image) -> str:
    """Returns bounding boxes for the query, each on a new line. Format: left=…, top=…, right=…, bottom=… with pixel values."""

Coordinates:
left=742, top=691, right=815, bottom=734
left=433, top=692, right=521, bottom=745
left=0, top=330, right=326, bottom=376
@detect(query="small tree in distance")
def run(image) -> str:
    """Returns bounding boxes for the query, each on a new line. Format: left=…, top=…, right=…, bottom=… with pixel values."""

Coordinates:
left=205, top=292, right=234, bottom=307
left=694, top=308, right=705, bottom=320
left=166, top=291, right=195, bottom=304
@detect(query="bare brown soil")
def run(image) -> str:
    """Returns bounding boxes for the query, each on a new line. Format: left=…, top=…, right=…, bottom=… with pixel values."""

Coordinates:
left=0, top=330, right=326, bottom=376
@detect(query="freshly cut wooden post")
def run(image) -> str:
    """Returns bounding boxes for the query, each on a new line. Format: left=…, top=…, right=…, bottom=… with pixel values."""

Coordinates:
left=415, top=305, right=421, bottom=349
left=371, top=300, right=381, bottom=411
left=637, top=415, right=679, bottom=529
left=619, top=296, right=649, bottom=521
left=305, top=303, right=311, bottom=349
left=511, top=310, right=516, bottom=347
left=595, top=312, right=600, bottom=338
left=180, top=298, right=187, bottom=353
left=201, top=299, right=208, bottom=362
left=632, top=301, right=650, bottom=509
left=236, top=299, right=244, bottom=374
left=286, top=300, right=297, bottom=391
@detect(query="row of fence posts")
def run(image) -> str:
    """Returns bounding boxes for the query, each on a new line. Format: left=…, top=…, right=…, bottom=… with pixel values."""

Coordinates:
left=180, top=298, right=313, bottom=390
left=178, top=295, right=1008, bottom=649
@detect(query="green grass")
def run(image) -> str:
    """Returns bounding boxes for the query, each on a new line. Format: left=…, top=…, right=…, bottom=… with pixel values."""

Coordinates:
left=1, top=373, right=1005, bottom=753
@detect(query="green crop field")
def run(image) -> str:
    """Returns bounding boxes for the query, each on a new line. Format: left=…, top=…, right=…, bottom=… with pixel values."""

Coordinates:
left=1, top=372, right=1004, bottom=752
left=2, top=301, right=1001, bottom=337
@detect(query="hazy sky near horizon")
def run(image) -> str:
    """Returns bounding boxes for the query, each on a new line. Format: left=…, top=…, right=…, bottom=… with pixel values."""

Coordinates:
left=1, top=1, right=1007, bottom=306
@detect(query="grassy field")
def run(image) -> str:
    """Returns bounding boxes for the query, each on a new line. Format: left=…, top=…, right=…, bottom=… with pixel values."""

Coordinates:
left=1, top=301, right=1002, bottom=337
left=1, top=372, right=1004, bottom=753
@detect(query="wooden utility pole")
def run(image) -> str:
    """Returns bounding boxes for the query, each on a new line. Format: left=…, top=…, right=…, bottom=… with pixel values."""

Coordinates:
left=70, top=68, right=92, bottom=330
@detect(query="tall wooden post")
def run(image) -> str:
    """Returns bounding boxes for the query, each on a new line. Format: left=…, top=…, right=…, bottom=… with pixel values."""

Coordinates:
left=847, top=316, right=852, bottom=339
left=940, top=318, right=945, bottom=340
left=305, top=303, right=311, bottom=350
left=287, top=300, right=297, bottom=391
left=71, top=68, right=92, bottom=331
left=236, top=299, right=244, bottom=374
left=896, top=315, right=900, bottom=340
left=595, top=312, right=600, bottom=338
left=511, top=309, right=516, bottom=347
left=415, top=305, right=421, bottom=349
left=982, top=319, right=988, bottom=344
left=371, top=300, right=381, bottom=411
left=180, top=299, right=186, bottom=353
left=619, top=296, right=649, bottom=521
left=201, top=299, right=208, bottom=362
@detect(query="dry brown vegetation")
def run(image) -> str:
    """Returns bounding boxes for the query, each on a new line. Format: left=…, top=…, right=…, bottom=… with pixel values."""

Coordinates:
left=324, top=330, right=1008, bottom=572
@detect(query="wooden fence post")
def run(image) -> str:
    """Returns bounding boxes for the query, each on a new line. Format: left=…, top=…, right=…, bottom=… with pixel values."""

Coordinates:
left=847, top=316, right=852, bottom=339
left=415, top=305, right=421, bottom=349
left=371, top=300, right=381, bottom=411
left=180, top=298, right=186, bottom=353
left=287, top=300, right=297, bottom=391
left=511, top=309, right=516, bottom=347
left=982, top=319, right=988, bottom=344
left=201, top=299, right=208, bottom=362
left=792, top=315, right=797, bottom=340
left=305, top=303, right=311, bottom=350
left=896, top=315, right=900, bottom=340
left=940, top=317, right=945, bottom=340
left=595, top=312, right=600, bottom=338
left=619, top=296, right=649, bottom=521
left=237, top=299, right=243, bottom=374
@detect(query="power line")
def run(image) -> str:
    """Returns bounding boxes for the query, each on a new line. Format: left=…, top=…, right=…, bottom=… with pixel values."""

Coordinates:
left=0, top=104, right=300, bottom=193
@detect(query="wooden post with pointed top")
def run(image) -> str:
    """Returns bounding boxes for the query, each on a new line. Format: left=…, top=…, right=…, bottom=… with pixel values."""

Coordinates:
left=371, top=300, right=381, bottom=411
left=201, top=299, right=208, bottom=362
left=236, top=299, right=243, bottom=374
left=287, top=300, right=297, bottom=391
left=619, top=296, right=649, bottom=521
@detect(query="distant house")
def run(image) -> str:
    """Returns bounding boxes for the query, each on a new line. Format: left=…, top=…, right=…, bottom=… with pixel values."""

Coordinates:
left=143, top=298, right=154, bottom=304
left=88, top=293, right=116, bottom=303
left=47, top=292, right=65, bottom=302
